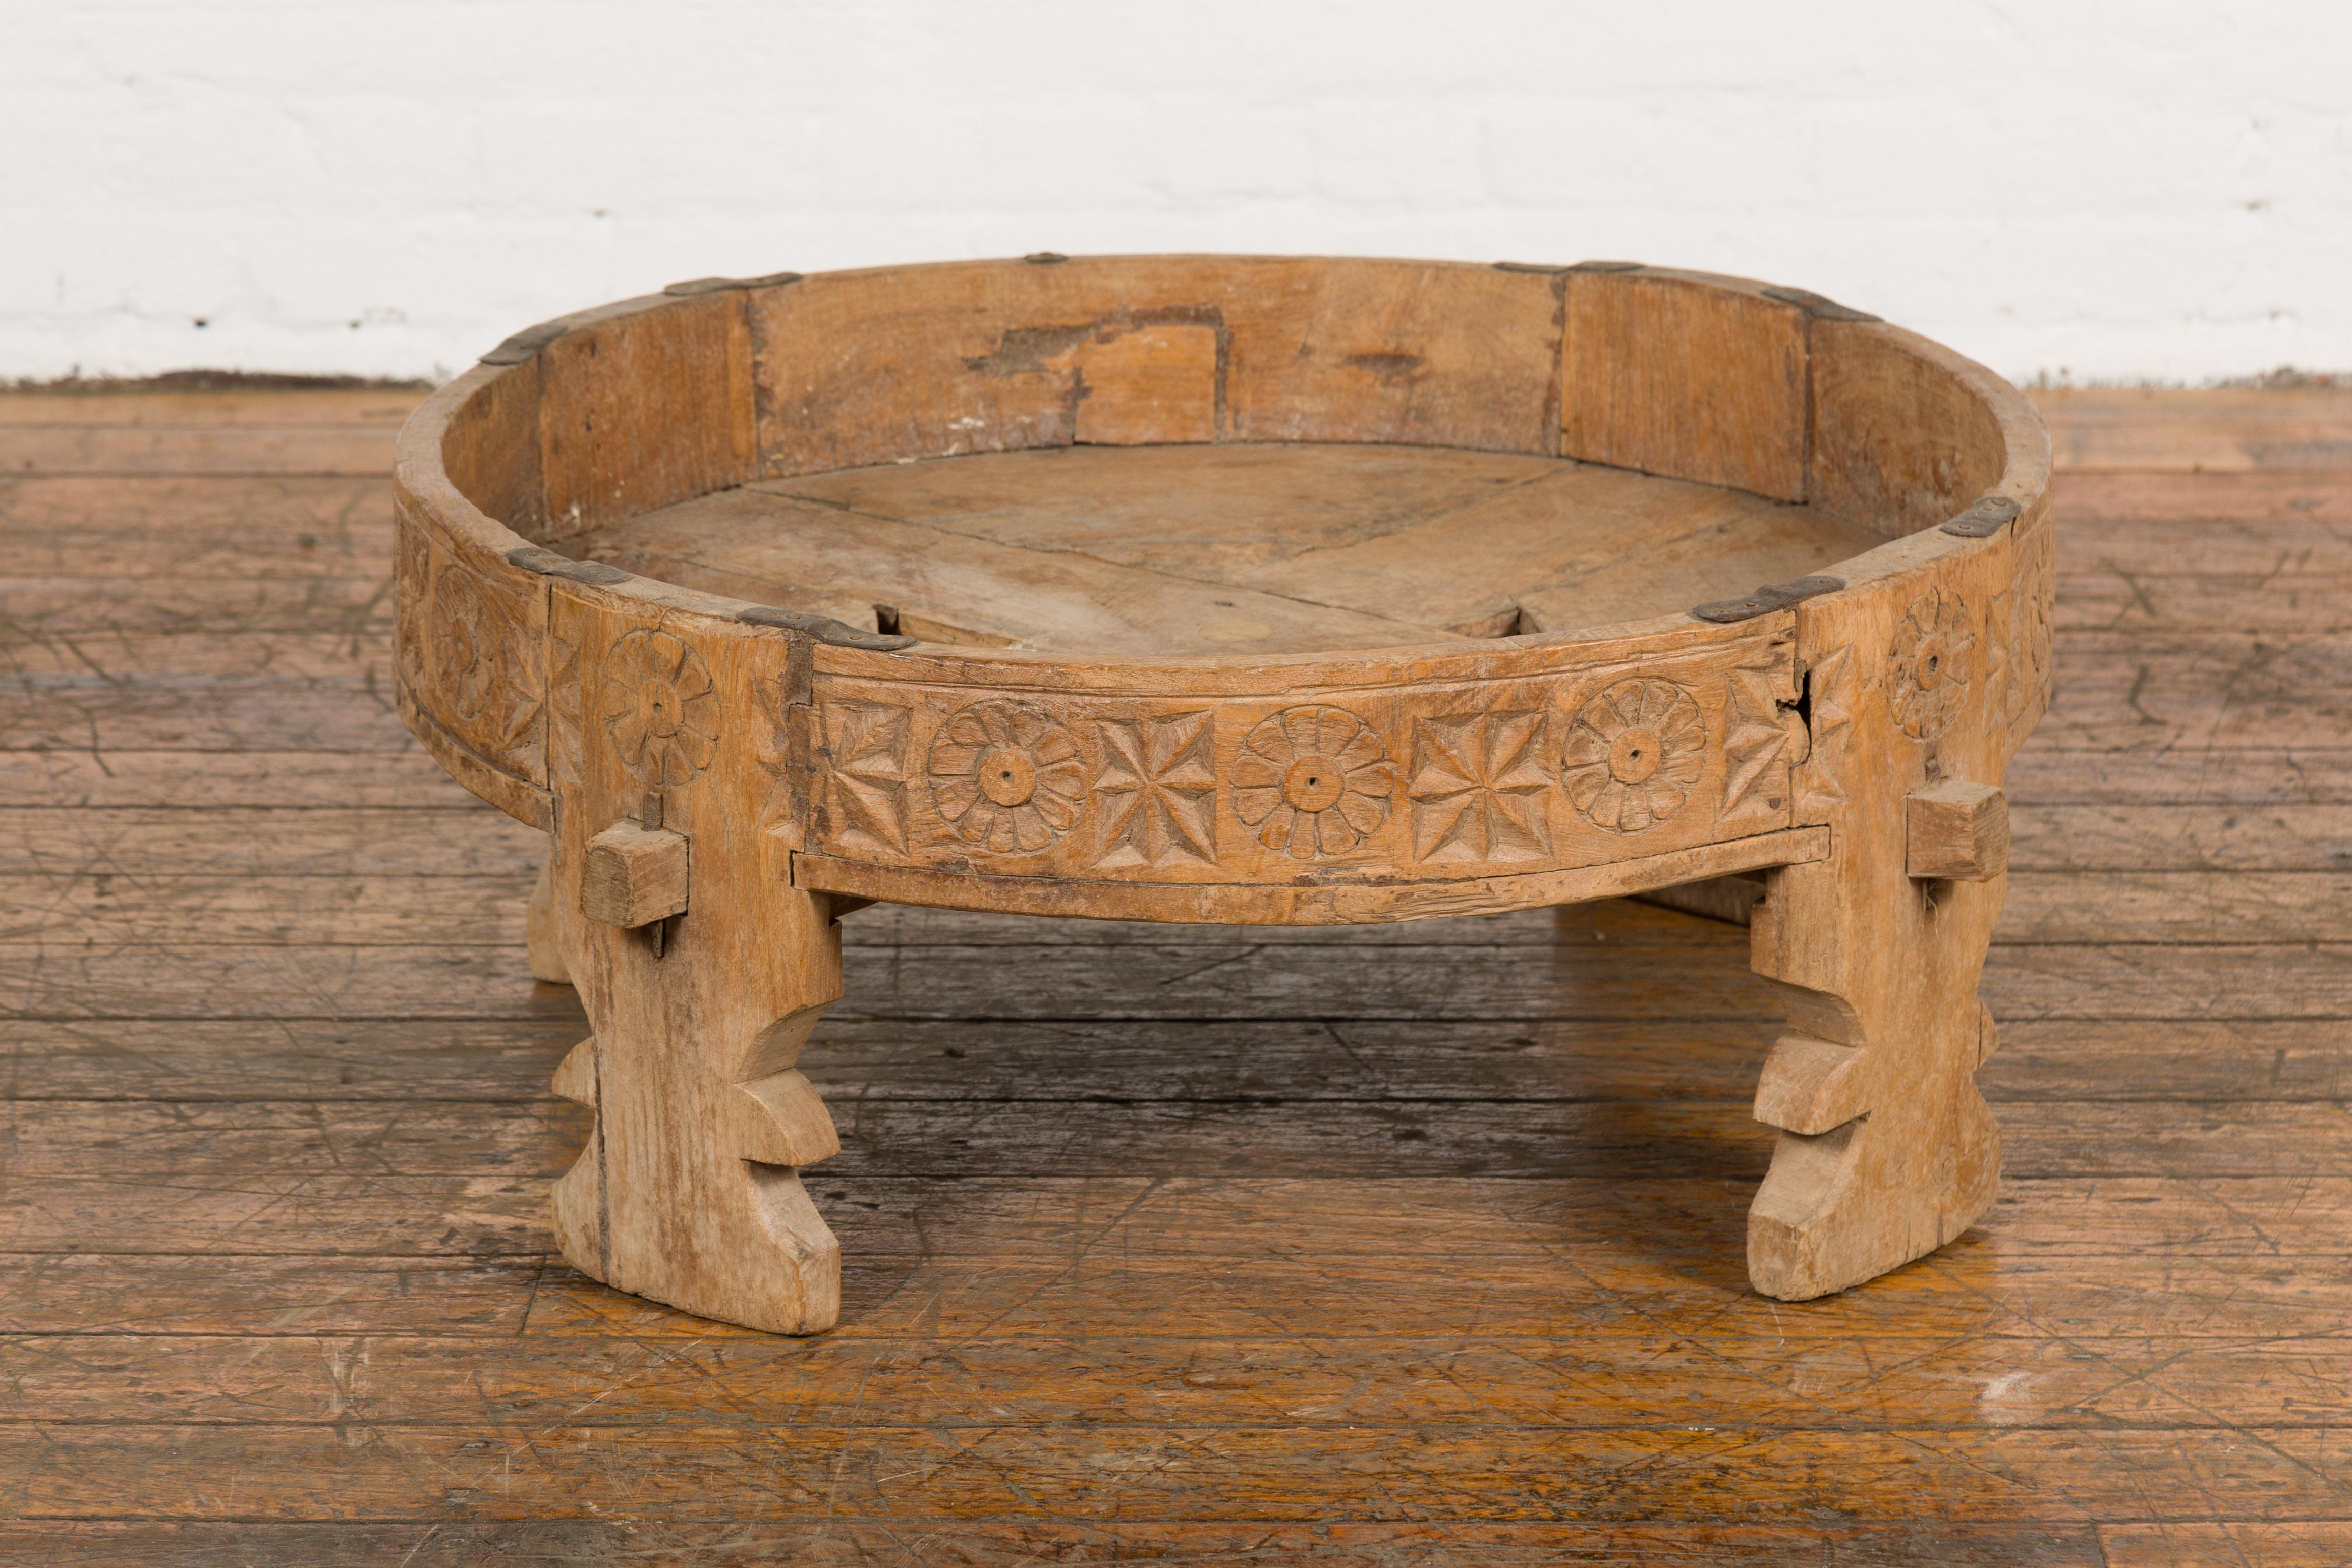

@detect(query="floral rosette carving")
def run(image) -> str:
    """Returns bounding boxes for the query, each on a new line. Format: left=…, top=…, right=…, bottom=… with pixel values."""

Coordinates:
left=928, top=699, right=1086, bottom=853
left=432, top=568, right=498, bottom=723
left=1232, top=705, right=1396, bottom=859
left=600, top=629, right=721, bottom=788
left=1887, top=587, right=1976, bottom=740
left=1560, top=678, right=1706, bottom=834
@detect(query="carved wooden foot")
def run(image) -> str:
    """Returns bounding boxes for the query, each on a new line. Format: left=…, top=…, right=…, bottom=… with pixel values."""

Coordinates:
left=1746, top=850, right=2003, bottom=1300
left=543, top=599, right=846, bottom=1334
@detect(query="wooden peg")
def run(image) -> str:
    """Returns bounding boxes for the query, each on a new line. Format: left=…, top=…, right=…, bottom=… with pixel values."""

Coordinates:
left=581, top=820, right=691, bottom=927
left=1906, top=780, right=2008, bottom=881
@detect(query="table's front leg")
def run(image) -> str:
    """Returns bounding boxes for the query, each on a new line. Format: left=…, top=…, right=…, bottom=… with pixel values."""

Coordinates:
left=544, top=805, right=846, bottom=1333
left=1742, top=580, right=2014, bottom=1300
left=540, top=603, right=846, bottom=1334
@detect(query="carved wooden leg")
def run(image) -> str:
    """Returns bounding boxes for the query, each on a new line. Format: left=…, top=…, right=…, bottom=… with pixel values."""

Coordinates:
left=1746, top=849, right=2002, bottom=1299
left=544, top=604, right=844, bottom=1334
left=545, top=807, right=844, bottom=1332
left=1743, top=577, right=2018, bottom=1301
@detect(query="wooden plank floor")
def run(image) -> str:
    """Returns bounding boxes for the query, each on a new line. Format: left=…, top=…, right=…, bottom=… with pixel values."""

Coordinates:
left=3, top=382, right=2350, bottom=1565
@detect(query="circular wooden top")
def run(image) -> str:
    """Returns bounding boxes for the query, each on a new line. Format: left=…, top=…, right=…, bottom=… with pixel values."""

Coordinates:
left=554, top=440, right=1887, bottom=659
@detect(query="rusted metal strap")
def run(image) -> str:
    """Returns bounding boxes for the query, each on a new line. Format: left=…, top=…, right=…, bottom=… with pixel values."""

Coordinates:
left=662, top=271, right=805, bottom=296
left=1940, top=495, right=2022, bottom=538
left=506, top=545, right=633, bottom=585
left=1691, top=574, right=1845, bottom=624
left=1759, top=285, right=1881, bottom=323
left=737, top=605, right=917, bottom=652
left=479, top=319, right=570, bottom=366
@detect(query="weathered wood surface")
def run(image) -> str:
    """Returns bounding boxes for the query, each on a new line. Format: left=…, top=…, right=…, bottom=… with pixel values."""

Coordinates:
left=2, top=385, right=2350, bottom=1558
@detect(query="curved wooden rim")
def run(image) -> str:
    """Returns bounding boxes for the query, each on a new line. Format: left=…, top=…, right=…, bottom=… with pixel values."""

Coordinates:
left=394, top=254, right=2049, bottom=687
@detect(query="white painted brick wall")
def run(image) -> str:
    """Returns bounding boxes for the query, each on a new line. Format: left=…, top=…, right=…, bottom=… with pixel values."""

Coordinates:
left=6, top=0, right=2346, bottom=384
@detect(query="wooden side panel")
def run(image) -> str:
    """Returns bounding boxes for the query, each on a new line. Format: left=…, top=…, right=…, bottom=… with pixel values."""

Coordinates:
left=1808, top=318, right=2010, bottom=537
left=802, top=628, right=1802, bottom=893
left=1072, top=324, right=1219, bottom=445
left=1221, top=260, right=1564, bottom=452
left=1562, top=270, right=1809, bottom=501
left=539, top=293, right=757, bottom=541
left=750, top=258, right=1562, bottom=477
left=391, top=489, right=548, bottom=797
left=437, top=358, right=544, bottom=536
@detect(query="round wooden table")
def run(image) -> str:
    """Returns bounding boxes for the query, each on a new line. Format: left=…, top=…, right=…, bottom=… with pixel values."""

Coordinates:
left=395, top=256, right=2053, bottom=1334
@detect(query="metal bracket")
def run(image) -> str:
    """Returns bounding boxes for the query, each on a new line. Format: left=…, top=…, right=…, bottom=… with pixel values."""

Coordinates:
left=737, top=604, right=917, bottom=653
left=1691, top=575, right=1845, bottom=624
left=506, top=546, right=633, bottom=585
left=1940, top=496, right=2022, bottom=538
left=479, top=319, right=571, bottom=366
left=1759, top=286, right=1882, bottom=323
left=662, top=271, right=805, bottom=297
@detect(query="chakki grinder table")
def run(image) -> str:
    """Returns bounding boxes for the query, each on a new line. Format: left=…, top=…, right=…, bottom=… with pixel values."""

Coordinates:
left=394, top=255, right=2052, bottom=1334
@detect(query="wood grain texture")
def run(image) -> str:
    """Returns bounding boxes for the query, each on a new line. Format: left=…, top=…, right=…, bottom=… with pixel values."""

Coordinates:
left=748, top=256, right=1565, bottom=476
left=6, top=358, right=2349, bottom=1556
left=1562, top=267, right=1809, bottom=500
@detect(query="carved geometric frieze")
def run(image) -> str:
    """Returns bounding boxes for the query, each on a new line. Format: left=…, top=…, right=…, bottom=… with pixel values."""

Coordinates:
left=1232, top=704, right=1396, bottom=860
left=1406, top=709, right=1550, bottom=863
left=1093, top=710, right=1218, bottom=869
left=928, top=698, right=1087, bottom=854
left=1984, top=587, right=2019, bottom=726
left=1560, top=678, right=1706, bottom=835
left=433, top=568, right=498, bottom=724
left=1985, top=538, right=2055, bottom=737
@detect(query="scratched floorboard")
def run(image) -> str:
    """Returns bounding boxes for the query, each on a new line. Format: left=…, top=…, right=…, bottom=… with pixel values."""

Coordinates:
left=1, top=387, right=2348, bottom=1566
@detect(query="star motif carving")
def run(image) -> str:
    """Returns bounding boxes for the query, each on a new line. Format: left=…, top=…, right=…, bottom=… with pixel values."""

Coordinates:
left=547, top=629, right=583, bottom=790
left=1405, top=709, right=1551, bottom=863
left=1718, top=649, right=1794, bottom=830
left=822, top=702, right=913, bottom=854
left=1795, top=643, right=1855, bottom=819
left=1093, top=711, right=1218, bottom=869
